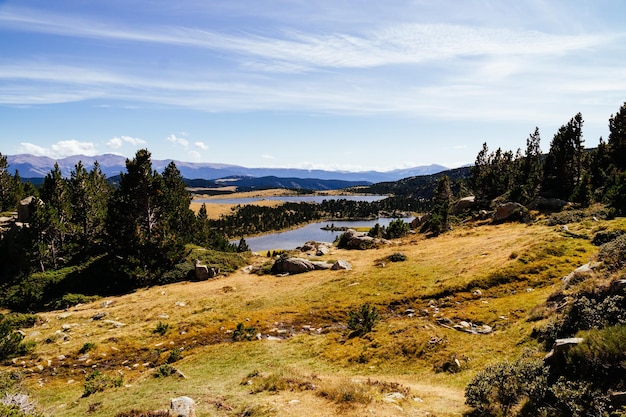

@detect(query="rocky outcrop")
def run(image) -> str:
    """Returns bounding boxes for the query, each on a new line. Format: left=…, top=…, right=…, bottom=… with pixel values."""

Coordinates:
left=338, top=229, right=389, bottom=250
left=17, top=196, right=40, bottom=223
left=299, top=241, right=332, bottom=256
left=527, top=196, right=569, bottom=210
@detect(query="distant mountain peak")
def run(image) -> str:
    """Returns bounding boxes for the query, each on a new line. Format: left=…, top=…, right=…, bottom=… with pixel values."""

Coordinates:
left=6, top=154, right=448, bottom=183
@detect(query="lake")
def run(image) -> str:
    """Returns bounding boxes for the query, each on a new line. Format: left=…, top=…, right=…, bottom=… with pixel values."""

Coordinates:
left=237, top=217, right=412, bottom=252
left=197, top=195, right=387, bottom=205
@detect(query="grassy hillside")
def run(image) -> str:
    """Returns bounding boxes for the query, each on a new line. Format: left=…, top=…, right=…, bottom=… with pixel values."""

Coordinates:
left=2, top=210, right=619, bottom=417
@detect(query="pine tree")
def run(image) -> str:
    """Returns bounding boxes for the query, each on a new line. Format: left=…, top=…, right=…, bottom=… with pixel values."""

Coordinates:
left=161, top=161, right=195, bottom=244
left=511, top=128, right=543, bottom=204
left=106, top=149, right=185, bottom=284
left=608, top=102, right=626, bottom=170
left=542, top=113, right=585, bottom=200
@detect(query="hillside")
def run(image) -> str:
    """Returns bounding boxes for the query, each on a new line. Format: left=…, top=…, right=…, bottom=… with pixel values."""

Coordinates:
left=2, top=210, right=618, bottom=417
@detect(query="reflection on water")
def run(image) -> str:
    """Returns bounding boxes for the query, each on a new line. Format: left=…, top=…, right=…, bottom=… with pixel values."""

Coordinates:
left=239, top=217, right=412, bottom=252
left=197, top=195, right=387, bottom=205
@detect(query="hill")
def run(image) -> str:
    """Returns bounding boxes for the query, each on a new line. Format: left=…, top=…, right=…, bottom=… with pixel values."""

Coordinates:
left=2, top=210, right=619, bottom=416
left=6, top=154, right=448, bottom=184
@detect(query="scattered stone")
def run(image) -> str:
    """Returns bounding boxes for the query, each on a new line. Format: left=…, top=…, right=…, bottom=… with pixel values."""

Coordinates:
left=170, top=396, right=196, bottom=417
left=175, top=301, right=186, bottom=307
left=158, top=313, right=170, bottom=319
left=331, top=260, right=352, bottom=270
left=383, top=392, right=406, bottom=403
left=57, top=313, right=72, bottom=320
left=101, top=300, right=116, bottom=308
left=452, top=196, right=475, bottom=214
left=91, top=312, right=106, bottom=320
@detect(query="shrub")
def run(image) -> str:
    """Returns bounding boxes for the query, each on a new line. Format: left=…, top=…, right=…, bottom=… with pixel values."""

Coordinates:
left=46, top=293, right=100, bottom=310
left=152, top=322, right=170, bottom=336
left=317, top=378, right=372, bottom=405
left=591, top=229, right=625, bottom=246
left=385, top=219, right=410, bottom=239
left=347, top=304, right=380, bottom=337
left=465, top=357, right=547, bottom=416
left=83, top=370, right=123, bottom=397
left=153, top=364, right=177, bottom=378
left=78, top=342, right=96, bottom=355
left=598, top=234, right=626, bottom=270
left=233, top=323, right=257, bottom=342
left=167, top=348, right=182, bottom=363
left=0, top=318, right=25, bottom=361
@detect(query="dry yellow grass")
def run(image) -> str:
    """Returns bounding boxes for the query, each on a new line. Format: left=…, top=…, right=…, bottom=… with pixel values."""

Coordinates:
left=5, top=217, right=605, bottom=416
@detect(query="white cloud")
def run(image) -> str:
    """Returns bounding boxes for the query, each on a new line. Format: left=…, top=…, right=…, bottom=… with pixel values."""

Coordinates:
left=188, top=150, right=201, bottom=161
left=194, top=141, right=208, bottom=150
left=261, top=154, right=274, bottom=160
left=167, top=134, right=189, bottom=147
left=106, top=135, right=146, bottom=149
left=19, top=140, right=98, bottom=158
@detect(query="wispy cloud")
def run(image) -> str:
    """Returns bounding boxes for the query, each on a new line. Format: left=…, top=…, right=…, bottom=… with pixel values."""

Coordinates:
left=166, top=134, right=189, bottom=147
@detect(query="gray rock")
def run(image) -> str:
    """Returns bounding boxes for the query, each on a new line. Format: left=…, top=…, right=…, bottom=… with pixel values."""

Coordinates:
left=331, top=260, right=352, bottom=270
left=452, top=196, right=475, bottom=214
left=493, top=202, right=527, bottom=223
left=311, top=261, right=332, bottom=270
left=271, top=257, right=316, bottom=275
left=527, top=196, right=569, bottom=210
left=170, top=396, right=196, bottom=417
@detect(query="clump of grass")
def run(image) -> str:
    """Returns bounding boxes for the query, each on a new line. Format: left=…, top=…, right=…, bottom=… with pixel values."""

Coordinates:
left=153, top=364, right=178, bottom=378
left=317, top=378, right=373, bottom=405
left=242, top=369, right=318, bottom=394
left=78, top=342, right=96, bottom=355
left=387, top=252, right=407, bottom=262
left=115, top=410, right=169, bottom=417
left=166, top=348, right=182, bottom=363
left=83, top=370, right=123, bottom=397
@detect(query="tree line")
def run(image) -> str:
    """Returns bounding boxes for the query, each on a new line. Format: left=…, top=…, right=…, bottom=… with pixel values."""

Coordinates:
left=470, top=103, right=626, bottom=212
left=0, top=149, right=237, bottom=310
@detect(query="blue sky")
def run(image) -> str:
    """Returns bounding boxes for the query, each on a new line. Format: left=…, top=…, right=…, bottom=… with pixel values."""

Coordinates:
left=1, top=0, right=625, bottom=171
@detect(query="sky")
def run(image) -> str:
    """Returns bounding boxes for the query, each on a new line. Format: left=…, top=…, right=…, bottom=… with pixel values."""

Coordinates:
left=1, top=0, right=626, bottom=172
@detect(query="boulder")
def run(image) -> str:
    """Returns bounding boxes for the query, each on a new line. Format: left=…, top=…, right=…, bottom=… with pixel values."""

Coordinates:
left=194, top=259, right=218, bottom=280
left=331, top=260, right=352, bottom=270
left=17, top=196, right=39, bottom=223
left=271, top=257, right=316, bottom=275
left=170, top=396, right=196, bottom=417
left=452, top=196, right=476, bottom=214
left=493, top=202, right=527, bottom=223
left=311, top=261, right=333, bottom=270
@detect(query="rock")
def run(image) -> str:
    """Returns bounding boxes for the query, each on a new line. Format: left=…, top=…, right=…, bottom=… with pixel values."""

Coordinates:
left=493, top=202, right=527, bottom=223
left=17, top=196, right=39, bottom=223
left=170, top=396, right=196, bottom=417
left=271, top=257, right=316, bottom=275
left=311, top=261, right=332, bottom=270
left=610, top=392, right=626, bottom=409
left=611, top=279, right=626, bottom=293
left=103, top=319, right=125, bottom=328
left=91, top=312, right=106, bottom=320
left=331, top=260, right=352, bottom=270
left=562, top=263, right=596, bottom=288
left=383, top=392, right=406, bottom=403
left=452, top=196, right=476, bottom=214
left=316, top=245, right=330, bottom=256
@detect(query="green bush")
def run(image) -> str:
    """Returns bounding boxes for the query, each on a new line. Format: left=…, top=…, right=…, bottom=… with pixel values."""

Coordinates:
left=347, top=304, right=381, bottom=337
left=152, top=322, right=170, bottom=336
left=153, top=364, right=177, bottom=378
left=78, top=342, right=96, bottom=355
left=167, top=348, right=182, bottom=363
left=385, top=219, right=410, bottom=239
left=0, top=319, right=25, bottom=361
left=47, top=293, right=100, bottom=310
left=599, top=234, right=626, bottom=270
left=465, top=357, right=547, bottom=416
left=233, top=322, right=257, bottom=342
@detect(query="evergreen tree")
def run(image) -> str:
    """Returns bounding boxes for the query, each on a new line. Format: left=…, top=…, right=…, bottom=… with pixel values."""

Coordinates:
left=237, top=237, right=250, bottom=253
left=608, top=102, right=626, bottom=170
left=106, top=149, right=185, bottom=284
left=510, top=128, right=543, bottom=204
left=33, top=163, right=72, bottom=270
left=0, top=153, right=21, bottom=212
left=69, top=161, right=111, bottom=251
left=542, top=113, right=585, bottom=200
left=428, top=175, right=452, bottom=236
left=161, top=161, right=195, bottom=243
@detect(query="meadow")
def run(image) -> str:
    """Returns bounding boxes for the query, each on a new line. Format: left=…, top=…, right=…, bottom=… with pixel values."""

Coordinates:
left=4, top=209, right=615, bottom=417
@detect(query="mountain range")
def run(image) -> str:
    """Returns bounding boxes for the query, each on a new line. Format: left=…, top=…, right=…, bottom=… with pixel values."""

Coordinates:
left=6, top=154, right=448, bottom=184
